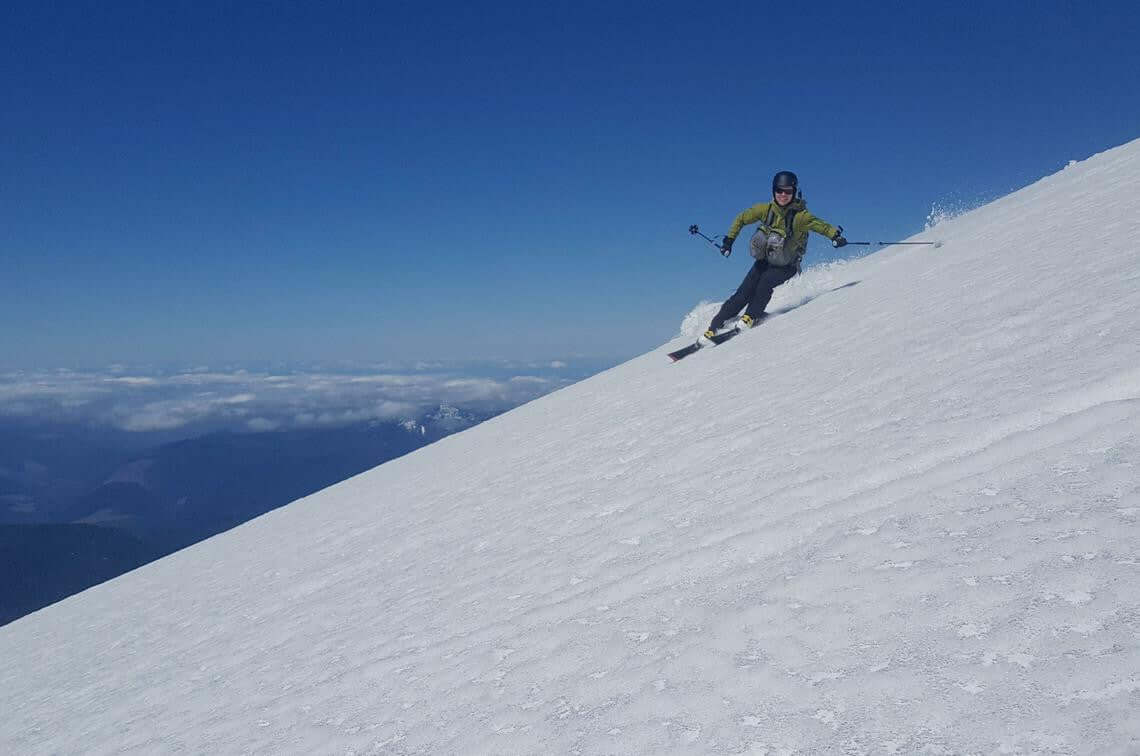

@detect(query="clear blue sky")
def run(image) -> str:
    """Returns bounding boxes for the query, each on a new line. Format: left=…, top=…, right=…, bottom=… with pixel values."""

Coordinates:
left=4, top=0, right=1138, bottom=367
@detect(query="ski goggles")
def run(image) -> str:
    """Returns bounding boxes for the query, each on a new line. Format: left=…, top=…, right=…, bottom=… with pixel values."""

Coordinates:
left=773, top=187, right=795, bottom=196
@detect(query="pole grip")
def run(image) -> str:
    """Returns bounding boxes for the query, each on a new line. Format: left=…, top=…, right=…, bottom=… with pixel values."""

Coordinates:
left=689, top=224, right=727, bottom=254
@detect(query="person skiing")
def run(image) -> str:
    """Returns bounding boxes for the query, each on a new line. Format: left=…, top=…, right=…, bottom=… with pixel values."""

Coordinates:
left=700, top=171, right=846, bottom=343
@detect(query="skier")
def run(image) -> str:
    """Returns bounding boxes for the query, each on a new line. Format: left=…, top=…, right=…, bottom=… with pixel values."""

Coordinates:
left=700, top=171, right=847, bottom=343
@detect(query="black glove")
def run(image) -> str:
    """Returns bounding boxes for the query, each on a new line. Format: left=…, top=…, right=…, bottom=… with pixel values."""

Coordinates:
left=720, top=236, right=735, bottom=257
left=831, top=226, right=847, bottom=248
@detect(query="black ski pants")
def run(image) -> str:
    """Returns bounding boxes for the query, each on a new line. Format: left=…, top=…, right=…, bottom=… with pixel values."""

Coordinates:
left=710, top=260, right=797, bottom=331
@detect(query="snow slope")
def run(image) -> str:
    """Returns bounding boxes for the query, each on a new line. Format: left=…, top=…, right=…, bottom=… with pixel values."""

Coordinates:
left=3, top=139, right=1140, bottom=754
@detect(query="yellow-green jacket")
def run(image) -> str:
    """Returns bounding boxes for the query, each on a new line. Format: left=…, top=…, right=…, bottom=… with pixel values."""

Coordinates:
left=726, top=198, right=839, bottom=267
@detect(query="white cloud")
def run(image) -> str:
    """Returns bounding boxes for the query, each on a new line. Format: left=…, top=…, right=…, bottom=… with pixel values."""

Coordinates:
left=104, top=377, right=160, bottom=386
left=0, top=364, right=584, bottom=433
left=221, top=393, right=256, bottom=404
left=376, top=400, right=417, bottom=418
left=109, top=393, right=261, bottom=431
left=167, top=372, right=257, bottom=386
left=509, top=376, right=550, bottom=385
left=0, top=375, right=111, bottom=412
left=440, top=378, right=506, bottom=399
left=347, top=375, right=419, bottom=386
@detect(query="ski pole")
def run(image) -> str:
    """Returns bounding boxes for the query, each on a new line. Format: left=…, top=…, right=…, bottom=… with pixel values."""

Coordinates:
left=688, top=224, right=730, bottom=257
left=847, top=240, right=943, bottom=248
left=880, top=241, right=942, bottom=246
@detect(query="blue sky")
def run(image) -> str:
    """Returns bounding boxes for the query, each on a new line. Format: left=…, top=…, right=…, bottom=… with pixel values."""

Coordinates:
left=4, top=0, right=1139, bottom=368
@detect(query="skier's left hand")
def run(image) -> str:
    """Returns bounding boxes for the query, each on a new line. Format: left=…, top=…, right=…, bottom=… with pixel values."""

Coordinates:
left=831, top=226, right=847, bottom=248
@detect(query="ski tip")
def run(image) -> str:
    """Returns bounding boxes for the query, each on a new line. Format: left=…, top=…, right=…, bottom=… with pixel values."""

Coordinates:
left=667, top=342, right=702, bottom=362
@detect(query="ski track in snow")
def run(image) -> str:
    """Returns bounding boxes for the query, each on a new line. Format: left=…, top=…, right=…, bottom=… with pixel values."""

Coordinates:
left=3, top=140, right=1140, bottom=754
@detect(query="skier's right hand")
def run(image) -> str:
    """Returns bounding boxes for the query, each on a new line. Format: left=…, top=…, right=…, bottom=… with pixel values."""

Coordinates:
left=720, top=236, right=735, bottom=257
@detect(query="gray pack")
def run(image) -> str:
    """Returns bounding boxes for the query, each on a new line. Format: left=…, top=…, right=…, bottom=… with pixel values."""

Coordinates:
left=750, top=228, right=798, bottom=267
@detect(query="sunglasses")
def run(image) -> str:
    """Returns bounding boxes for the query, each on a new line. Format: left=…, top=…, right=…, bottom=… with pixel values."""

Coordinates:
left=774, top=187, right=795, bottom=196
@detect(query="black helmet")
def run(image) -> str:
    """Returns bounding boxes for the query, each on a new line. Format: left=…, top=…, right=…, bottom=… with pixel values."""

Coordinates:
left=772, top=170, right=798, bottom=195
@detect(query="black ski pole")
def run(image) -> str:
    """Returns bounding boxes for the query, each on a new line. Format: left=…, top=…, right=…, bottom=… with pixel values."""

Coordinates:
left=689, top=224, right=730, bottom=257
left=879, top=241, right=942, bottom=246
left=847, top=240, right=943, bottom=248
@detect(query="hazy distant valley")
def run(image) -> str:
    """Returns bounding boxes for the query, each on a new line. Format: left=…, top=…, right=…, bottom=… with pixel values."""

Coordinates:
left=1, top=404, right=494, bottom=625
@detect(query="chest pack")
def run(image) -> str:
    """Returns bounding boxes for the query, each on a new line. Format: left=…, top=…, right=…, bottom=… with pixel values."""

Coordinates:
left=763, top=202, right=801, bottom=240
left=757, top=201, right=804, bottom=267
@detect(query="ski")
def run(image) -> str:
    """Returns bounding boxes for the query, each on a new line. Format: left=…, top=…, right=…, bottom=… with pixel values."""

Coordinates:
left=667, top=327, right=741, bottom=362
left=709, top=328, right=741, bottom=345
left=667, top=342, right=702, bottom=362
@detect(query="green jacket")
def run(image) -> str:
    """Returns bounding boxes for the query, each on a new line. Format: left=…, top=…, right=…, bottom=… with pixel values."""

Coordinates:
left=726, top=198, right=839, bottom=266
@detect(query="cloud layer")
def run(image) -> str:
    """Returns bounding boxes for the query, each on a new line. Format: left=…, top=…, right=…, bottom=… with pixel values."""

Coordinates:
left=0, top=361, right=604, bottom=434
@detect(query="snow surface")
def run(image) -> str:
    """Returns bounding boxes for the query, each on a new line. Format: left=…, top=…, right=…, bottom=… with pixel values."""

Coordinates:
left=3, top=139, right=1140, bottom=754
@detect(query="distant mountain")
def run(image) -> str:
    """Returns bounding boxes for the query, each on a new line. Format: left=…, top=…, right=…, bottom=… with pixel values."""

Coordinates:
left=0, top=524, right=158, bottom=625
left=69, top=408, right=495, bottom=551
left=0, top=476, right=36, bottom=527
left=0, top=422, right=154, bottom=525
left=0, top=475, right=25, bottom=495
left=398, top=403, right=484, bottom=436
left=0, top=404, right=500, bottom=626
